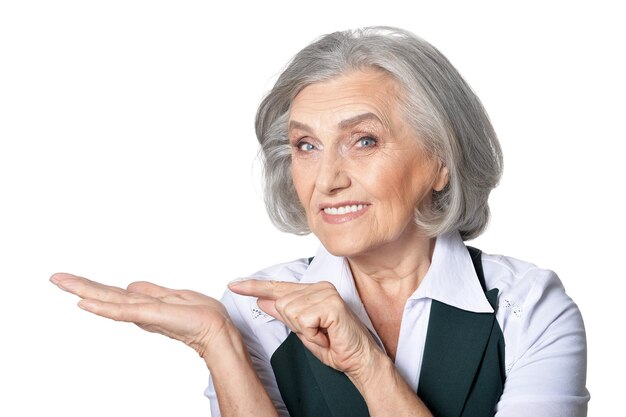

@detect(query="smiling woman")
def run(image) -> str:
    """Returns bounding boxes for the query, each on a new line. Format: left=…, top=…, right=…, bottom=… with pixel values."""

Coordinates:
left=288, top=69, right=449, bottom=258
left=51, top=26, right=589, bottom=417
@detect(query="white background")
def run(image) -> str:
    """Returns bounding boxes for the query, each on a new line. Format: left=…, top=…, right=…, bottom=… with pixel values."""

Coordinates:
left=1, top=1, right=623, bottom=416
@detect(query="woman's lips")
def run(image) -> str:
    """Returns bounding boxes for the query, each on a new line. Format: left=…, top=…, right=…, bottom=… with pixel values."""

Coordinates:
left=319, top=202, right=370, bottom=224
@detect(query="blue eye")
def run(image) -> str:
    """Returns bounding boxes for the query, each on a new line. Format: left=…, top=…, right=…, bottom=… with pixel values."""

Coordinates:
left=357, top=136, right=377, bottom=147
left=298, top=142, right=316, bottom=152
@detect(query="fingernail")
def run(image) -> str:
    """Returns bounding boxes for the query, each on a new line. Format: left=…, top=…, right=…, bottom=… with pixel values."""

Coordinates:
left=227, top=278, right=247, bottom=288
left=49, top=275, right=60, bottom=285
left=57, top=280, right=75, bottom=292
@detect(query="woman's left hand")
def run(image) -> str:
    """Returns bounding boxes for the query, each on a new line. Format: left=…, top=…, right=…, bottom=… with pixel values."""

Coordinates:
left=228, top=279, right=382, bottom=380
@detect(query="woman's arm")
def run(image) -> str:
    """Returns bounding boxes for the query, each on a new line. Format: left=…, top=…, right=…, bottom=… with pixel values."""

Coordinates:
left=348, top=347, right=433, bottom=417
left=204, top=322, right=279, bottom=417
left=50, top=273, right=279, bottom=417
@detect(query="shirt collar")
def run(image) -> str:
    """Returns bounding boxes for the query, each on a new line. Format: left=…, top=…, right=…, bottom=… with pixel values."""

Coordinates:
left=301, top=232, right=493, bottom=314
left=412, top=232, right=493, bottom=313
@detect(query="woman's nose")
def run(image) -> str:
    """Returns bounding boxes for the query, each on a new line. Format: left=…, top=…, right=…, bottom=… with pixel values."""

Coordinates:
left=315, top=151, right=351, bottom=195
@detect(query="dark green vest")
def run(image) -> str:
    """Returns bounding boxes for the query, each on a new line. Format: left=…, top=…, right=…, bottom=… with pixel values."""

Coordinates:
left=270, top=247, right=505, bottom=417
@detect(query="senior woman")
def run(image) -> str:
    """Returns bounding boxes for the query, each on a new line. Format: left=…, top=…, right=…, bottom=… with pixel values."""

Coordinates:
left=50, top=27, right=588, bottom=417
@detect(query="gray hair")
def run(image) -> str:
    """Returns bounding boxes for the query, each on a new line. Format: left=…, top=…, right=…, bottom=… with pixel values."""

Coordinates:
left=255, top=26, right=503, bottom=240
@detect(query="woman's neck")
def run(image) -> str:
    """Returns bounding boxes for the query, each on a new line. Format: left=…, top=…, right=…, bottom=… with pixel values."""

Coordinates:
left=347, top=227, right=436, bottom=302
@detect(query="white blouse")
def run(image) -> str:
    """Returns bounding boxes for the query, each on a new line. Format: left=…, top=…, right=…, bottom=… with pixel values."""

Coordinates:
left=205, top=232, right=589, bottom=417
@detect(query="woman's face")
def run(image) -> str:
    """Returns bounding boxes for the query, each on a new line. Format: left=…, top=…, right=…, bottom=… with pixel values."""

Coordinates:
left=289, top=69, right=448, bottom=257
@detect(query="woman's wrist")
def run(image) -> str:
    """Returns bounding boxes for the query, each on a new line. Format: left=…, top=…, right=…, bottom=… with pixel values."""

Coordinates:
left=201, top=320, right=246, bottom=371
left=346, top=346, right=433, bottom=417
left=345, top=343, right=393, bottom=393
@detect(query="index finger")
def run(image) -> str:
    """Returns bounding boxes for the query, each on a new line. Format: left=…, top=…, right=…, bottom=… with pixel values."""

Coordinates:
left=227, top=279, right=308, bottom=300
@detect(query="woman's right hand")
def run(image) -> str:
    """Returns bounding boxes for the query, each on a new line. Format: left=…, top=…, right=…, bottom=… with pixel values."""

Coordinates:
left=50, top=273, right=233, bottom=360
left=228, top=279, right=384, bottom=383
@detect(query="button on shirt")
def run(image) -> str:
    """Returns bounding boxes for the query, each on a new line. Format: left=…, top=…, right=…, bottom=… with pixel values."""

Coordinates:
left=205, top=232, right=589, bottom=416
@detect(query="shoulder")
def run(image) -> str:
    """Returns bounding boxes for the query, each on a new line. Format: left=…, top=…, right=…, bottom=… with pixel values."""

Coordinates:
left=481, top=252, right=557, bottom=294
left=480, top=252, right=583, bottom=327
left=474, top=251, right=586, bottom=361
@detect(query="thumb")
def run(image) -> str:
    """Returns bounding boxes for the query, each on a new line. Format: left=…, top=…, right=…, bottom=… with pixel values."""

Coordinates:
left=299, top=327, right=330, bottom=349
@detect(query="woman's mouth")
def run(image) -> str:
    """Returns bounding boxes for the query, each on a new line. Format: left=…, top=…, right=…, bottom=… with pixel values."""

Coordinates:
left=319, top=202, right=370, bottom=224
left=322, top=204, right=366, bottom=215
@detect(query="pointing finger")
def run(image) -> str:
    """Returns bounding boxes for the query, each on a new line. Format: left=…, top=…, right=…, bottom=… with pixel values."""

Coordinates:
left=228, top=279, right=308, bottom=300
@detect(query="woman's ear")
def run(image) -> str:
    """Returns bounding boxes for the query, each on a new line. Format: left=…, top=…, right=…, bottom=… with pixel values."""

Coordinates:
left=433, top=163, right=449, bottom=192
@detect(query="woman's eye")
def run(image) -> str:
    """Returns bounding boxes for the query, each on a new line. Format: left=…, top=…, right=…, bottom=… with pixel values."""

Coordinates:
left=298, top=142, right=316, bottom=152
left=357, top=136, right=377, bottom=147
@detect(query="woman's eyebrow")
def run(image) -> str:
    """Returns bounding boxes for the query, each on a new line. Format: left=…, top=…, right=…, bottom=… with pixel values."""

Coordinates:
left=289, top=112, right=387, bottom=134
left=337, top=112, right=385, bottom=130
left=288, top=120, right=313, bottom=133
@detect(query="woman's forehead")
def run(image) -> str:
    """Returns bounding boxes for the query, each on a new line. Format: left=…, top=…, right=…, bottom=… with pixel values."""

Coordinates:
left=289, top=69, right=403, bottom=131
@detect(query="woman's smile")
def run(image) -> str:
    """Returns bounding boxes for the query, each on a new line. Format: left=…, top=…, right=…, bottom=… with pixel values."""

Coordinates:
left=319, top=202, right=371, bottom=224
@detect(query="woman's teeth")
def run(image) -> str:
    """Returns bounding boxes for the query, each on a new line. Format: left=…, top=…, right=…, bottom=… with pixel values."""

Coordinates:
left=323, top=204, right=366, bottom=215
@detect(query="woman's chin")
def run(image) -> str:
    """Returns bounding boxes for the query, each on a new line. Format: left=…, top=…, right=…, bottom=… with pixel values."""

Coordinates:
left=317, top=234, right=372, bottom=258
